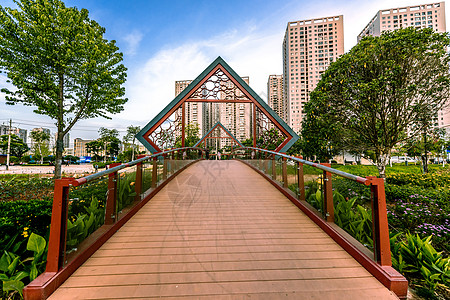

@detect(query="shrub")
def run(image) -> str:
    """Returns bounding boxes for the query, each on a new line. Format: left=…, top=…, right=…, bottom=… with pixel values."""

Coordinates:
left=386, top=173, right=450, bottom=189
left=0, top=200, right=52, bottom=252
left=1, top=233, right=48, bottom=300
left=387, top=196, right=449, bottom=254
left=0, top=176, right=54, bottom=202
left=391, top=233, right=450, bottom=292
left=385, top=184, right=450, bottom=206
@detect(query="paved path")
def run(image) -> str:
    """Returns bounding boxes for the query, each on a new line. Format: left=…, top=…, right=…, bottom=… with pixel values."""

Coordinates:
left=49, top=160, right=398, bottom=299
left=0, top=164, right=95, bottom=175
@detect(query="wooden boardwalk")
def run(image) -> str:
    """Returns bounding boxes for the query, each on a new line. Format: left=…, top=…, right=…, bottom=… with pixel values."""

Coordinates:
left=49, top=160, right=398, bottom=299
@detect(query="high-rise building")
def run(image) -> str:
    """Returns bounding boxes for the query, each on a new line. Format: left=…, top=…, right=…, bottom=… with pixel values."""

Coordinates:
left=267, top=75, right=284, bottom=121
left=175, top=77, right=252, bottom=149
left=175, top=80, right=204, bottom=137
left=358, top=2, right=445, bottom=41
left=0, top=124, right=27, bottom=143
left=73, top=138, right=93, bottom=157
left=283, top=15, right=344, bottom=133
left=54, top=132, right=70, bottom=148
left=358, top=2, right=449, bottom=134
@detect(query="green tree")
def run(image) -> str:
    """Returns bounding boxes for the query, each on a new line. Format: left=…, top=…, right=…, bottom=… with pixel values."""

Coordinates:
left=0, top=134, right=29, bottom=158
left=123, top=125, right=141, bottom=161
left=99, top=127, right=120, bottom=161
left=298, top=97, right=343, bottom=161
left=175, top=123, right=200, bottom=148
left=30, top=130, right=50, bottom=164
left=256, top=128, right=286, bottom=151
left=85, top=140, right=103, bottom=162
left=306, top=28, right=450, bottom=177
left=0, top=0, right=127, bottom=178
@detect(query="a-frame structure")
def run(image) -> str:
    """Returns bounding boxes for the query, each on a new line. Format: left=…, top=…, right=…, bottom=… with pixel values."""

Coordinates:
left=136, top=57, right=298, bottom=153
left=194, top=122, right=244, bottom=149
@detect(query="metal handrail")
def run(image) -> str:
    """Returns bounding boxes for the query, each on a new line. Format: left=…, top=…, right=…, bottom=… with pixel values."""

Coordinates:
left=235, top=147, right=370, bottom=185
left=73, top=147, right=205, bottom=186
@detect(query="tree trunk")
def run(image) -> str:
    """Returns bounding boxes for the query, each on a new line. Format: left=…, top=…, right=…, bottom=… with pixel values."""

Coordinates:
left=39, top=144, right=43, bottom=165
left=376, top=153, right=389, bottom=178
left=422, top=130, right=429, bottom=173
left=54, top=131, right=64, bottom=179
left=55, top=74, right=65, bottom=179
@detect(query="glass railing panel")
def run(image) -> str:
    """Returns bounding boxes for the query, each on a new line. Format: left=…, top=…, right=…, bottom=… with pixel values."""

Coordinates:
left=332, top=175, right=374, bottom=252
left=142, top=160, right=153, bottom=193
left=65, top=176, right=108, bottom=265
left=116, top=166, right=138, bottom=221
left=287, top=159, right=298, bottom=195
left=303, top=171, right=324, bottom=216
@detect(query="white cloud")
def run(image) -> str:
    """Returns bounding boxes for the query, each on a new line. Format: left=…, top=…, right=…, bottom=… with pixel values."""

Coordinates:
left=122, top=30, right=143, bottom=56
left=119, top=27, right=282, bottom=126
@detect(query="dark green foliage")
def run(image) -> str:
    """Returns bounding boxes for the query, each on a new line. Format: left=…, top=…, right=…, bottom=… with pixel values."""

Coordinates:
left=69, top=178, right=108, bottom=216
left=117, top=172, right=137, bottom=212
left=66, top=197, right=105, bottom=251
left=1, top=233, right=48, bottom=299
left=390, top=233, right=449, bottom=292
left=304, top=181, right=373, bottom=248
left=0, top=200, right=52, bottom=252
left=0, top=135, right=29, bottom=159
left=175, top=123, right=200, bottom=148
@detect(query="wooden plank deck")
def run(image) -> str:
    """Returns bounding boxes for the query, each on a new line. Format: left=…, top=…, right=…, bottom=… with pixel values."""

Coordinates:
left=49, top=160, right=398, bottom=299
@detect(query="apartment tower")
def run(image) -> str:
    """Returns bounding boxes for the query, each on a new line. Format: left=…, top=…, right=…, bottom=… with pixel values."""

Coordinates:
left=283, top=15, right=344, bottom=133
left=267, top=75, right=284, bottom=121
left=358, top=2, right=449, bottom=133
left=358, top=2, right=445, bottom=41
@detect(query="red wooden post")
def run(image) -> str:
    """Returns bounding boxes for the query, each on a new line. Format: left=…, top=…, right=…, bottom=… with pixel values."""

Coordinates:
left=321, top=163, right=334, bottom=222
left=181, top=103, right=186, bottom=147
left=151, top=157, right=158, bottom=188
left=297, top=160, right=305, bottom=202
left=368, top=177, right=392, bottom=266
left=282, top=157, right=288, bottom=188
left=135, top=155, right=145, bottom=202
left=252, top=105, right=256, bottom=147
left=45, top=178, right=74, bottom=272
left=105, top=163, right=120, bottom=225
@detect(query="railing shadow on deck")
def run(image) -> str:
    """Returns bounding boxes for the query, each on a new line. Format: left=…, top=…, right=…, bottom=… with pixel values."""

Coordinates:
left=232, top=147, right=408, bottom=300
left=23, top=147, right=205, bottom=300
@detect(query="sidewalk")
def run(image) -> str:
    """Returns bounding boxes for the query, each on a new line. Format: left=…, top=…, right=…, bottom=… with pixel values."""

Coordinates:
left=0, top=164, right=95, bottom=175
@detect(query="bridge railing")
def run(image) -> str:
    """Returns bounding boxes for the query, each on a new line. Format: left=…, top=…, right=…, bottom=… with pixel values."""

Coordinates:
left=233, top=147, right=407, bottom=298
left=24, top=147, right=204, bottom=300
left=233, top=147, right=389, bottom=264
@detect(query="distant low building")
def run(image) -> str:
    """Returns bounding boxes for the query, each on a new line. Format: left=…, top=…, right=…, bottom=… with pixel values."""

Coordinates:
left=64, top=148, right=75, bottom=156
left=73, top=138, right=93, bottom=157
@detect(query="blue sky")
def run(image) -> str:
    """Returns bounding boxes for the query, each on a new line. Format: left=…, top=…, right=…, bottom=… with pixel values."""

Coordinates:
left=1, top=0, right=449, bottom=143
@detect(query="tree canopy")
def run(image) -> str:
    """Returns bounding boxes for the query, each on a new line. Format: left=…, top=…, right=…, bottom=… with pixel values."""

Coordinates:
left=0, top=134, right=29, bottom=158
left=123, top=125, right=141, bottom=161
left=99, top=127, right=120, bottom=161
left=302, top=27, right=450, bottom=177
left=175, top=123, right=200, bottom=148
left=0, top=0, right=127, bottom=178
left=30, top=129, right=50, bottom=164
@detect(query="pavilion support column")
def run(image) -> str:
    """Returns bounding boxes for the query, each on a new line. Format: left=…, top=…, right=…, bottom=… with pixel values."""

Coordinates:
left=181, top=103, right=186, bottom=148
left=252, top=104, right=256, bottom=147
